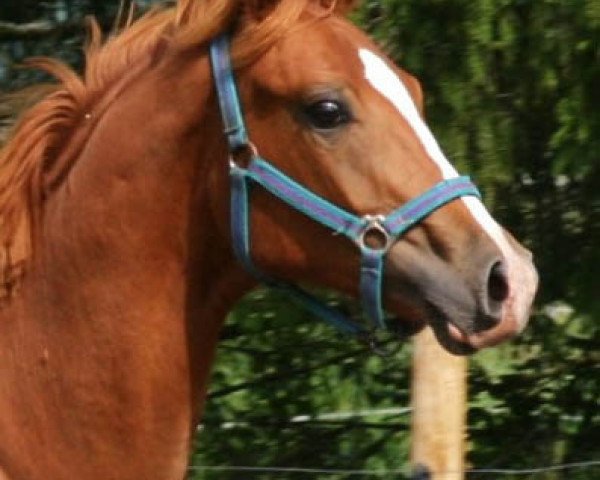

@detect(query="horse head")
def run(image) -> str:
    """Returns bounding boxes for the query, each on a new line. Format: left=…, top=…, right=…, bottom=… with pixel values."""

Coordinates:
left=217, top=0, right=538, bottom=354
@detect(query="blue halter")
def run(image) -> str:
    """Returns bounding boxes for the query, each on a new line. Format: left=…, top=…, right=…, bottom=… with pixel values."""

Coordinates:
left=209, top=34, right=481, bottom=342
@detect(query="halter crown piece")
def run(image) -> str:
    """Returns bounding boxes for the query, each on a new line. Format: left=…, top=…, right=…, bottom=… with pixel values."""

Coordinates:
left=209, top=34, right=482, bottom=346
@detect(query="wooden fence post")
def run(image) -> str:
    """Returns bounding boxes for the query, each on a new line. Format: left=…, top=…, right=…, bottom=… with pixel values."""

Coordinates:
left=410, top=327, right=467, bottom=480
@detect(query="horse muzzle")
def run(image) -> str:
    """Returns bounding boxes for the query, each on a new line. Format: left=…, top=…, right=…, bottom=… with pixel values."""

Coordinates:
left=384, top=231, right=538, bottom=354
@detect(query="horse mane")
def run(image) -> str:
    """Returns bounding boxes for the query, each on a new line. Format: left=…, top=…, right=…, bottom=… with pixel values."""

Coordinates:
left=0, top=0, right=356, bottom=299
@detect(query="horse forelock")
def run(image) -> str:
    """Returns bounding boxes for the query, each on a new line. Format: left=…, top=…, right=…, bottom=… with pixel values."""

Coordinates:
left=0, top=0, right=356, bottom=296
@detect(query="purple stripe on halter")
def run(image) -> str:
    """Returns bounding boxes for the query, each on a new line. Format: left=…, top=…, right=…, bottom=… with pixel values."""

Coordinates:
left=386, top=181, right=476, bottom=232
left=249, top=163, right=356, bottom=235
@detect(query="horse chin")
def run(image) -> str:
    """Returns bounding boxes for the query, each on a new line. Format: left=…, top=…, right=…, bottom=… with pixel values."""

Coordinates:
left=386, top=315, right=427, bottom=338
left=386, top=312, right=476, bottom=355
left=429, top=321, right=478, bottom=356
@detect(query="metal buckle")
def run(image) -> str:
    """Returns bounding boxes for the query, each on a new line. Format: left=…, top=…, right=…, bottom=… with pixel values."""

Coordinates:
left=356, top=215, right=393, bottom=252
left=228, top=142, right=258, bottom=170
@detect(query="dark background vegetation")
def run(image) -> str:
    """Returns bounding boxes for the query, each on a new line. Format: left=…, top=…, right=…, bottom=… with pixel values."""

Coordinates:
left=1, top=1, right=598, bottom=478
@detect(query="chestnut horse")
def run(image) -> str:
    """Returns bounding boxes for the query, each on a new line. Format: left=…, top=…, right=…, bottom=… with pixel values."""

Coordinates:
left=0, top=1, right=538, bottom=478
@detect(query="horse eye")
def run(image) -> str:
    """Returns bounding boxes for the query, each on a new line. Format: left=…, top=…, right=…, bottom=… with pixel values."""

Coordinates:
left=304, top=100, right=351, bottom=130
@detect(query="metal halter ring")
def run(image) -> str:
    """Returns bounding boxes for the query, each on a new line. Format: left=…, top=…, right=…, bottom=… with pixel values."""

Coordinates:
left=356, top=215, right=393, bottom=252
left=229, top=142, right=258, bottom=169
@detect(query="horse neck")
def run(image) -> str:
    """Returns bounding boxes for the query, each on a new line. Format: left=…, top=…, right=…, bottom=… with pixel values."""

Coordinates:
left=0, top=51, right=251, bottom=480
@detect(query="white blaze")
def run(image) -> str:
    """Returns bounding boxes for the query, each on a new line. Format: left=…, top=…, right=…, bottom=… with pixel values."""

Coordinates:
left=358, top=48, right=509, bottom=258
left=358, top=49, right=540, bottom=333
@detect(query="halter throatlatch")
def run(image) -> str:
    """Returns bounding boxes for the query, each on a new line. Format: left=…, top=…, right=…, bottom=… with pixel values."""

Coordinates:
left=209, top=34, right=482, bottom=345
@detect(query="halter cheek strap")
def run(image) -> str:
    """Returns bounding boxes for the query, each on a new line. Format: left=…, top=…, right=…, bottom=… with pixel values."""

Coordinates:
left=209, top=34, right=481, bottom=339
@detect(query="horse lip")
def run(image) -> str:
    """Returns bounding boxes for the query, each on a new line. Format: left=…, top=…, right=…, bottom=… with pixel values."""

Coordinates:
left=414, top=304, right=481, bottom=354
left=423, top=318, right=476, bottom=354
left=441, top=309, right=524, bottom=351
left=384, top=303, right=478, bottom=354
left=447, top=322, right=471, bottom=345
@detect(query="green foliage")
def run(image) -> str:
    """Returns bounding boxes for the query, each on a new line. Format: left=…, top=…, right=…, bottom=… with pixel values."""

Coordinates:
left=190, top=289, right=414, bottom=479
left=468, top=307, right=599, bottom=478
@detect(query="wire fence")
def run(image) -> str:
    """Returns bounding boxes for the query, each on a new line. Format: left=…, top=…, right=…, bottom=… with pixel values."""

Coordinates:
left=198, top=407, right=413, bottom=432
left=193, top=409, right=599, bottom=477
left=188, top=460, right=600, bottom=478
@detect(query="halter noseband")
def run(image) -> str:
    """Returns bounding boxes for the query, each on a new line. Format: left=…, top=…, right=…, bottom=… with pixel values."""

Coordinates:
left=209, top=34, right=481, bottom=343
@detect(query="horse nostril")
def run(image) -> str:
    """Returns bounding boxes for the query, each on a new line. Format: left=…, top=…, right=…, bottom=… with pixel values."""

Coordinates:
left=488, top=261, right=509, bottom=303
left=474, top=260, right=509, bottom=331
